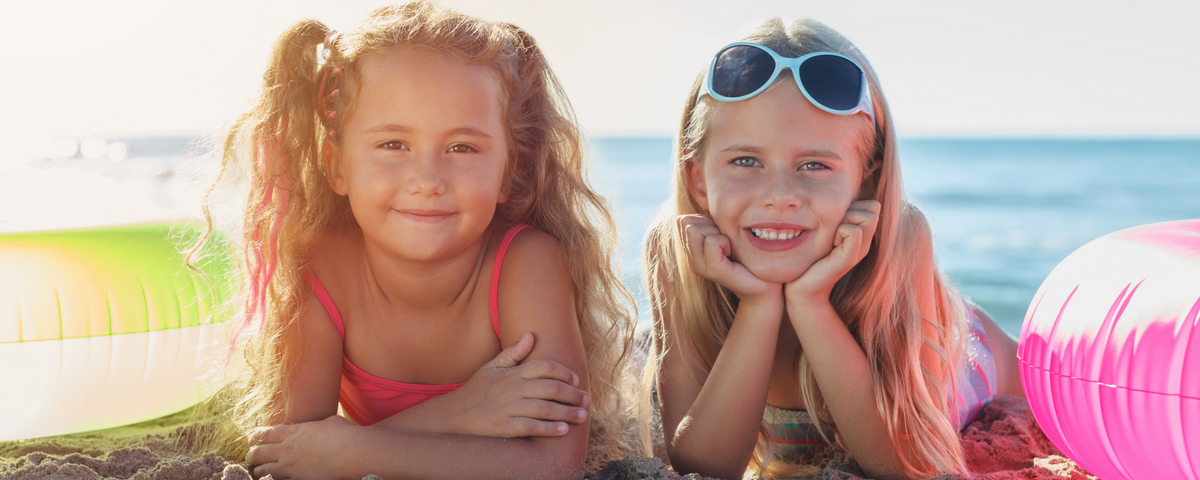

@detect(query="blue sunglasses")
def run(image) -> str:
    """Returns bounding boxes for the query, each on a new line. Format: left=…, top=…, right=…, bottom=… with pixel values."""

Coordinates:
left=699, top=42, right=876, bottom=128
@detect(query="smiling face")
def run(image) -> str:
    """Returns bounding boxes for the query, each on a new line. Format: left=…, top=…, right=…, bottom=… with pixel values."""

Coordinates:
left=327, top=47, right=508, bottom=262
left=687, top=79, right=868, bottom=284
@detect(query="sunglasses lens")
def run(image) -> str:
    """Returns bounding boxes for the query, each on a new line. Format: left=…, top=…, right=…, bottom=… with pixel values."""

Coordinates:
left=797, top=54, right=864, bottom=112
left=711, top=45, right=776, bottom=98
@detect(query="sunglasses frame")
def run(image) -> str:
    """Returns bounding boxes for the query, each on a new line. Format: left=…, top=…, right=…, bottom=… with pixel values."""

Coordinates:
left=700, top=42, right=876, bottom=128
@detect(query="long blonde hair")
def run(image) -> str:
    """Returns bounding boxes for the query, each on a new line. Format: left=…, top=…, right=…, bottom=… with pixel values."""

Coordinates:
left=197, top=1, right=637, bottom=470
left=642, top=18, right=970, bottom=478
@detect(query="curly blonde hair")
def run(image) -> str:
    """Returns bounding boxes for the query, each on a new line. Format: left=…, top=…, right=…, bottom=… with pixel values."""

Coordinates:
left=642, top=18, right=970, bottom=478
left=196, top=1, right=638, bottom=470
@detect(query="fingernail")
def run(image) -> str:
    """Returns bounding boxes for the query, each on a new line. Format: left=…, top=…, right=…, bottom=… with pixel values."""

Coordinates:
left=581, top=393, right=589, bottom=407
left=556, top=423, right=568, bottom=435
left=572, top=374, right=579, bottom=387
left=577, top=409, right=588, bottom=421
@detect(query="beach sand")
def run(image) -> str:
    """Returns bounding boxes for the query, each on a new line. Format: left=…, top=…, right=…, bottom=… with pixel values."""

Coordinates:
left=0, top=396, right=1092, bottom=480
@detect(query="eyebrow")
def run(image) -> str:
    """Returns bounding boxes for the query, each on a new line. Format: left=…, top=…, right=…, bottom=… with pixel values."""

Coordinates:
left=363, top=124, right=494, bottom=139
left=718, top=143, right=841, bottom=159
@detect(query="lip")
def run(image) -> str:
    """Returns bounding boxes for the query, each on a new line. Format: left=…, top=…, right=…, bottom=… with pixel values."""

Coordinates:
left=743, top=222, right=810, bottom=252
left=395, top=209, right=455, bottom=223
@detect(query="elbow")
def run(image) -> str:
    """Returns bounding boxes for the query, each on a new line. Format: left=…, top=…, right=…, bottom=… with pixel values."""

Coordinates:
left=858, top=466, right=910, bottom=480
left=666, top=443, right=748, bottom=480
left=524, top=436, right=586, bottom=480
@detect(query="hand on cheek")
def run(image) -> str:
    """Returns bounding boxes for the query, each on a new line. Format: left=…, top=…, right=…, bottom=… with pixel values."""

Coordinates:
left=677, top=214, right=781, bottom=303
left=784, top=200, right=881, bottom=306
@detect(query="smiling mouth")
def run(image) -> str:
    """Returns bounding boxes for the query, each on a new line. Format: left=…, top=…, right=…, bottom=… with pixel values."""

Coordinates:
left=749, top=227, right=804, bottom=241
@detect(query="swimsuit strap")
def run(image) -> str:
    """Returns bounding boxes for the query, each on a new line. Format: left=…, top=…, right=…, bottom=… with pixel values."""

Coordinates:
left=304, top=224, right=529, bottom=341
left=304, top=270, right=345, bottom=338
left=489, top=224, right=531, bottom=336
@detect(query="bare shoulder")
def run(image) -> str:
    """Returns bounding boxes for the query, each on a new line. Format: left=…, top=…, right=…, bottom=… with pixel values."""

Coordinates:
left=493, top=225, right=583, bottom=362
left=495, top=226, right=572, bottom=288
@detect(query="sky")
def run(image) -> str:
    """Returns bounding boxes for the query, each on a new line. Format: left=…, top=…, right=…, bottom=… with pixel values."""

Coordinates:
left=1, top=0, right=1198, bottom=163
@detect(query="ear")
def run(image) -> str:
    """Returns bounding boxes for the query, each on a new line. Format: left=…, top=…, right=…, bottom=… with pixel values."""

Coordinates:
left=323, top=142, right=348, bottom=196
left=684, top=154, right=710, bottom=212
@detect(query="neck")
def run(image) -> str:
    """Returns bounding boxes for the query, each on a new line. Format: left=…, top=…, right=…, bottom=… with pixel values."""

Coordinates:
left=360, top=233, right=489, bottom=314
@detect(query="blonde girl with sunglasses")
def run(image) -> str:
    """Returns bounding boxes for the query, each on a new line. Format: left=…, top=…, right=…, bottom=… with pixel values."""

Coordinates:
left=643, top=18, right=1022, bottom=480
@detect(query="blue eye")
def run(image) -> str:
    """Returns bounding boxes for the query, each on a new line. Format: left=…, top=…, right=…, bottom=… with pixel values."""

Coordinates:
left=800, top=161, right=830, bottom=171
left=732, top=156, right=760, bottom=167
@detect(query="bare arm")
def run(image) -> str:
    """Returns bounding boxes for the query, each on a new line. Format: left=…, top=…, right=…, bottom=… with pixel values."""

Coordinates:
left=252, top=418, right=584, bottom=480
left=656, top=215, right=785, bottom=479
left=782, top=200, right=911, bottom=480
left=784, top=300, right=905, bottom=479
left=275, top=290, right=346, bottom=425
left=657, top=292, right=783, bottom=479
left=969, top=302, right=1023, bottom=398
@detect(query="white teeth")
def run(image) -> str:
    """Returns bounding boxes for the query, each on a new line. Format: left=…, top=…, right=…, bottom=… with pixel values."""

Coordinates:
left=751, top=228, right=801, bottom=240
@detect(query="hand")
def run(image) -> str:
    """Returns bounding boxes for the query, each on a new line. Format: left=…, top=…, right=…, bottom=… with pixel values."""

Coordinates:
left=248, top=415, right=357, bottom=480
left=784, top=200, right=881, bottom=306
left=436, top=333, right=590, bottom=438
left=677, top=214, right=780, bottom=302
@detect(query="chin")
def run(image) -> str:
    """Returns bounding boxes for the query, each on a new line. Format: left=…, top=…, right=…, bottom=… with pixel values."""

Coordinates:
left=744, top=262, right=810, bottom=285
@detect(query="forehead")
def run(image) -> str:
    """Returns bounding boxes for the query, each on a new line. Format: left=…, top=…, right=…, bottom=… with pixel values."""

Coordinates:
left=704, top=79, right=869, bottom=167
left=351, top=47, right=505, bottom=128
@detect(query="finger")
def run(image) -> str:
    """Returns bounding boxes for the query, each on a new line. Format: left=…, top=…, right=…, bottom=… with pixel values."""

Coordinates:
left=525, top=378, right=590, bottom=409
left=252, top=461, right=282, bottom=480
left=504, top=417, right=570, bottom=438
left=843, top=207, right=877, bottom=227
left=676, top=214, right=717, bottom=228
left=248, top=425, right=291, bottom=447
left=247, top=442, right=280, bottom=467
left=851, top=199, right=882, bottom=215
left=520, top=397, right=590, bottom=424
left=703, top=234, right=730, bottom=267
left=835, top=223, right=862, bottom=254
left=518, top=358, right=580, bottom=387
left=487, top=332, right=534, bottom=369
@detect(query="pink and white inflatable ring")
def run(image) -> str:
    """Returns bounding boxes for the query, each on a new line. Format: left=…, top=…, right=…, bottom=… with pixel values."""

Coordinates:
left=1019, top=219, right=1199, bottom=480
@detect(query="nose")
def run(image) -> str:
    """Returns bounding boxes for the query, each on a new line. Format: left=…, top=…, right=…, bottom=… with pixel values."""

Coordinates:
left=406, top=151, right=448, bottom=197
left=762, top=170, right=802, bottom=210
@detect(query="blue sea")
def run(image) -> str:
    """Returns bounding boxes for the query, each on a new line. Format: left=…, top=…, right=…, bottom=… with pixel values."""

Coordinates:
left=589, top=137, right=1200, bottom=336
left=21, top=136, right=1200, bottom=337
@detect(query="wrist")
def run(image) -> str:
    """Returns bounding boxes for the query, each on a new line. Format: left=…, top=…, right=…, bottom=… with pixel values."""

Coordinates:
left=737, top=287, right=784, bottom=310
left=785, top=294, right=835, bottom=322
left=736, top=290, right=785, bottom=318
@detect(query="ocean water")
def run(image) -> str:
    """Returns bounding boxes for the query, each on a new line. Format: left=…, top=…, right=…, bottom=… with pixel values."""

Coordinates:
left=13, top=135, right=1198, bottom=337
left=589, top=137, right=1200, bottom=336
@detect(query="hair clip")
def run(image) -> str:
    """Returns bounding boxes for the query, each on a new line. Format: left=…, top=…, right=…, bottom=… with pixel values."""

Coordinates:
left=316, top=30, right=339, bottom=68
left=323, top=30, right=339, bottom=50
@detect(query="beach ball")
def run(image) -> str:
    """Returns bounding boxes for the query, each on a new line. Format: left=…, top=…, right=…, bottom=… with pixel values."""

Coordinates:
left=1018, top=219, right=1200, bottom=480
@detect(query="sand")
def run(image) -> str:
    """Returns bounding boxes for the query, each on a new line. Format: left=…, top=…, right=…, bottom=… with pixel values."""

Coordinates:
left=0, top=396, right=1093, bottom=480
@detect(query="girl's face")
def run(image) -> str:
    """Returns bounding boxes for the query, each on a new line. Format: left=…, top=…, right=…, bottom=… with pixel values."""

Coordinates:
left=329, top=47, right=508, bottom=261
left=687, top=80, right=867, bottom=284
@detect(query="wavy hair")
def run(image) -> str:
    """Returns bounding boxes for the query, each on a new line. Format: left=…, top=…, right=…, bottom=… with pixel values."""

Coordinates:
left=195, top=1, right=638, bottom=470
left=641, top=18, right=970, bottom=478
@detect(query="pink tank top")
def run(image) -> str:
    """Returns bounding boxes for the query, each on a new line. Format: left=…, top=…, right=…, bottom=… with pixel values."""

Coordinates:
left=303, top=224, right=529, bottom=426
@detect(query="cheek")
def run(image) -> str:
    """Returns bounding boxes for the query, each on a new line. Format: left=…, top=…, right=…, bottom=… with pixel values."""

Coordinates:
left=702, top=182, right=744, bottom=233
